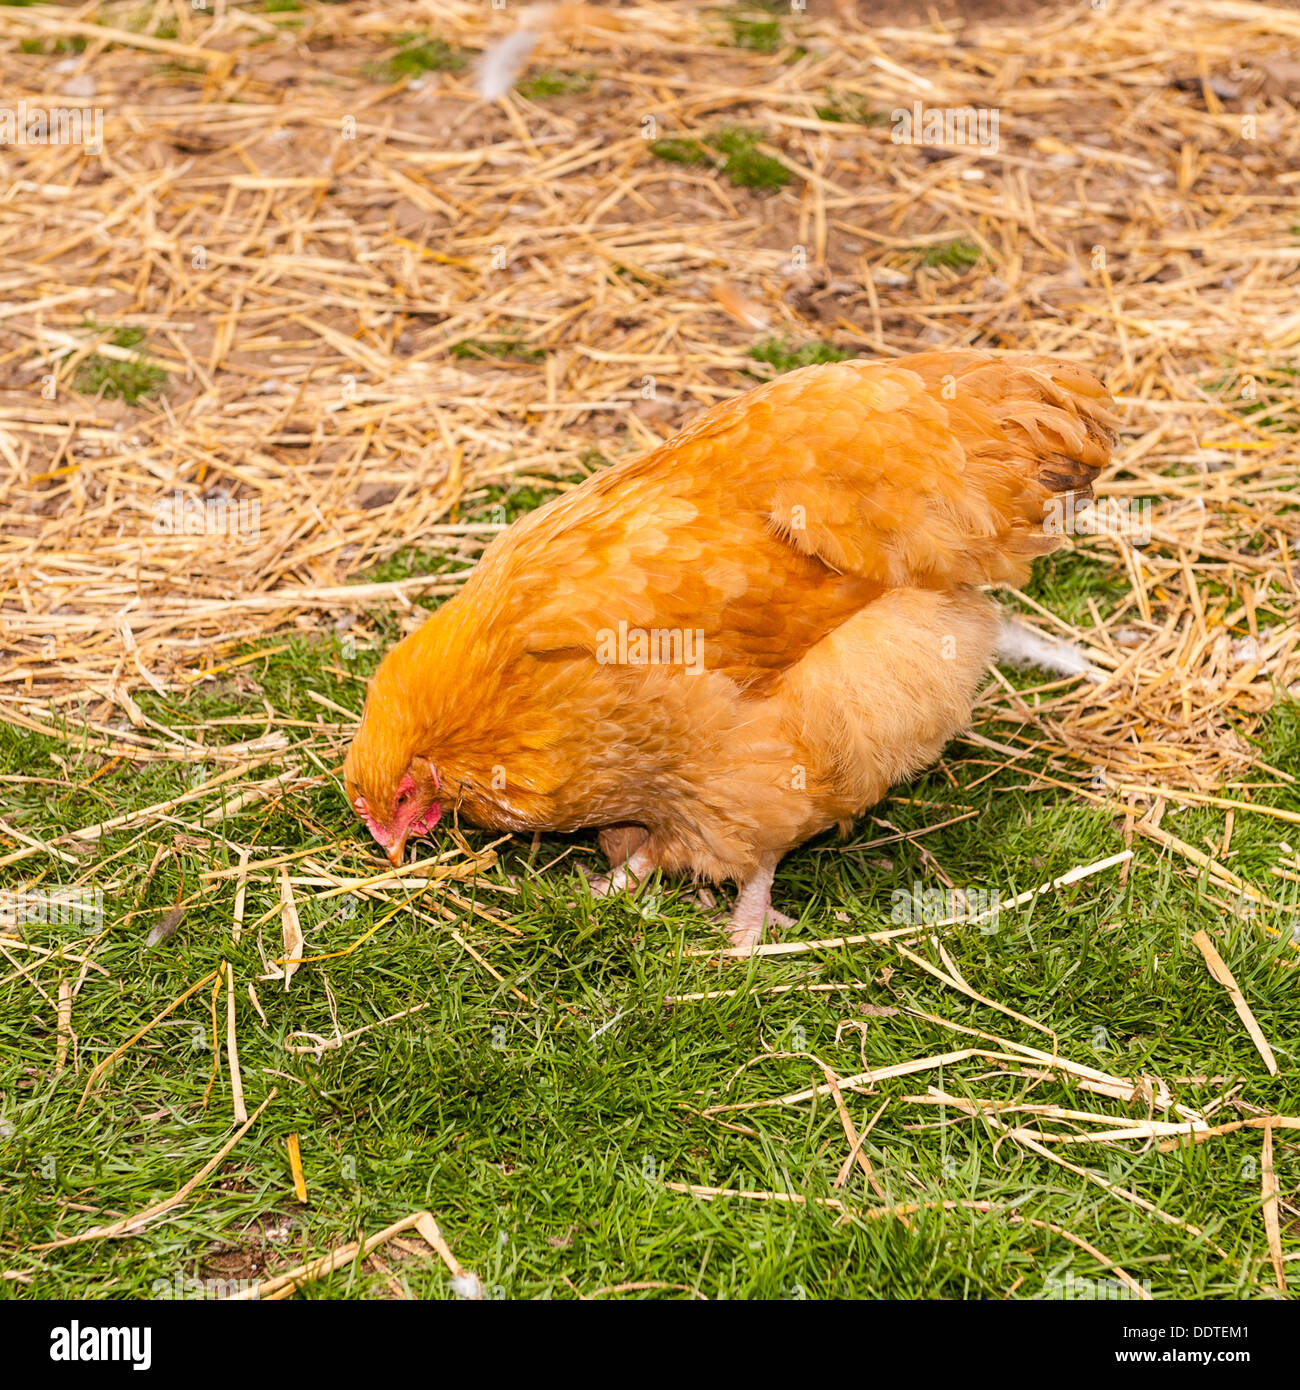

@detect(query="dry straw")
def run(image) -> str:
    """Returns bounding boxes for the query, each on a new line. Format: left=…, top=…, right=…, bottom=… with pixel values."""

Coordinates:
left=0, top=0, right=1296, bottom=803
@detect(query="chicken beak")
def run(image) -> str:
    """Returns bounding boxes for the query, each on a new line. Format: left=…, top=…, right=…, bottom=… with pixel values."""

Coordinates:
left=386, top=833, right=407, bottom=870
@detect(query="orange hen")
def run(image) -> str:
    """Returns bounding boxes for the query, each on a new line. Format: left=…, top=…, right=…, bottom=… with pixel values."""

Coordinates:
left=344, top=351, right=1117, bottom=949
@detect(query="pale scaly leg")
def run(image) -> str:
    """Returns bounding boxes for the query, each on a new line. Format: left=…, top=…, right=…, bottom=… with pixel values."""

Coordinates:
left=728, top=862, right=797, bottom=953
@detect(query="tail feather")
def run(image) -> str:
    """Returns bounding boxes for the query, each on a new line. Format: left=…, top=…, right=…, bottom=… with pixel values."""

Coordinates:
left=906, top=350, right=1118, bottom=499
left=758, top=351, right=1120, bottom=591
left=896, top=352, right=1119, bottom=582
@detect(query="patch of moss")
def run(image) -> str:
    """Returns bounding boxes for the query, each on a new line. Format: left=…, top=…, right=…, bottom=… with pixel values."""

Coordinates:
left=816, top=90, right=888, bottom=125
left=449, top=336, right=545, bottom=364
left=728, top=12, right=782, bottom=53
left=466, top=472, right=592, bottom=526
left=920, top=238, right=982, bottom=271
left=18, top=34, right=87, bottom=53
left=748, top=339, right=854, bottom=373
left=649, top=138, right=712, bottom=166
left=72, top=324, right=169, bottom=405
left=650, top=127, right=793, bottom=190
left=365, top=35, right=467, bottom=83
left=517, top=68, right=594, bottom=100
left=712, top=125, right=793, bottom=189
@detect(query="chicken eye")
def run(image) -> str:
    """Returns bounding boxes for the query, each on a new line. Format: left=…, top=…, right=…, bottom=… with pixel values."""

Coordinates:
left=395, top=791, right=409, bottom=807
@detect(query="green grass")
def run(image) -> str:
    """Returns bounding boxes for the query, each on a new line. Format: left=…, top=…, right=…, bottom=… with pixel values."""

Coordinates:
left=3, top=552, right=1298, bottom=1297
left=920, top=238, right=983, bottom=272
left=364, top=35, right=467, bottom=84
left=18, top=34, right=87, bottom=53
left=815, top=90, right=888, bottom=125
left=71, top=324, right=169, bottom=405
left=468, top=473, right=598, bottom=524
left=650, top=127, right=793, bottom=190
left=516, top=69, right=594, bottom=100
left=728, top=12, right=783, bottom=53
left=1211, top=364, right=1300, bottom=434
left=748, top=338, right=855, bottom=373
left=649, top=138, right=713, bottom=167
left=712, top=125, right=793, bottom=188
left=449, top=336, right=545, bottom=365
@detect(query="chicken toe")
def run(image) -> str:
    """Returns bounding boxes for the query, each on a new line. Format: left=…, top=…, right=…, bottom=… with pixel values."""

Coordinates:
left=588, top=840, right=655, bottom=897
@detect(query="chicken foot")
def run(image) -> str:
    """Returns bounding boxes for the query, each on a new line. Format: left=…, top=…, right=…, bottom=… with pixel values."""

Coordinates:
left=587, top=829, right=722, bottom=919
left=727, top=861, right=796, bottom=954
left=588, top=827, right=654, bottom=896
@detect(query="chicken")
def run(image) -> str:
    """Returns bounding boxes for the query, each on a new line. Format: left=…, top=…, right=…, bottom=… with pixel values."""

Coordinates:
left=344, top=351, right=1117, bottom=950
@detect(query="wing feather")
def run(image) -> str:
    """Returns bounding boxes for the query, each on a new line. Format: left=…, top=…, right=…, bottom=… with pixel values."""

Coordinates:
left=456, top=352, right=1116, bottom=688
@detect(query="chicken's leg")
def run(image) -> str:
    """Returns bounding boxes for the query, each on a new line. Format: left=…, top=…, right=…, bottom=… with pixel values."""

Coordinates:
left=589, top=828, right=654, bottom=896
left=728, top=862, right=796, bottom=953
left=589, top=829, right=718, bottom=914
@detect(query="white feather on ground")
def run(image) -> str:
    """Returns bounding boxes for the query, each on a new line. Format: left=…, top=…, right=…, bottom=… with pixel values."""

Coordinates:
left=475, top=4, right=628, bottom=100
left=995, top=617, right=1102, bottom=682
left=475, top=27, right=545, bottom=100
